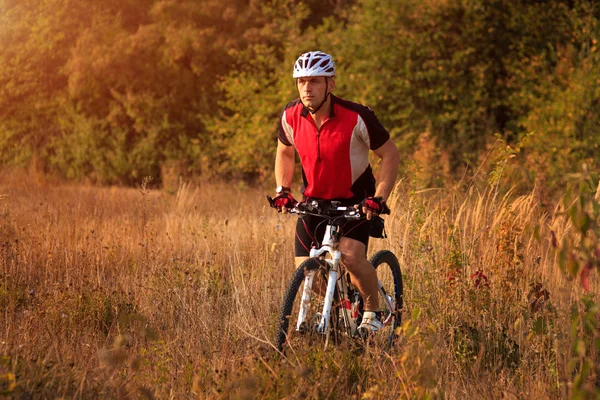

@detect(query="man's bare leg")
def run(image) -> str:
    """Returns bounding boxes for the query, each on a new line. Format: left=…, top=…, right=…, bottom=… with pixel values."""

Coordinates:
left=338, top=238, right=379, bottom=311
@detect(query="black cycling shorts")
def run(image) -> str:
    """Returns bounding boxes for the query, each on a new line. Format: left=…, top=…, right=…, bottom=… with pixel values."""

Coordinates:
left=294, top=215, right=371, bottom=257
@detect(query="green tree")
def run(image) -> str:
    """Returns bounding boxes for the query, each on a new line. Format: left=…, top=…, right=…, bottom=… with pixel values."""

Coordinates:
left=517, top=1, right=600, bottom=198
left=334, top=0, right=584, bottom=172
left=208, top=0, right=347, bottom=178
left=55, top=0, right=265, bottom=184
left=0, top=0, right=95, bottom=167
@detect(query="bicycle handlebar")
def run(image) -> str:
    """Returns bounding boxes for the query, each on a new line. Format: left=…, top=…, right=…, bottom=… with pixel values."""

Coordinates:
left=267, top=196, right=369, bottom=219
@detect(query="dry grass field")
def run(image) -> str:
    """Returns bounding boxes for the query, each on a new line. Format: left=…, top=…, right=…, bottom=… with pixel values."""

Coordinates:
left=0, top=169, right=598, bottom=399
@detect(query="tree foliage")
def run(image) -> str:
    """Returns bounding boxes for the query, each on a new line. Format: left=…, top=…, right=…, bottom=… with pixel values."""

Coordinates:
left=0, top=0, right=597, bottom=191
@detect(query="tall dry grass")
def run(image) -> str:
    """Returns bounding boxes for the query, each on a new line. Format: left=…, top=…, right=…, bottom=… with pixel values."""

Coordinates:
left=0, top=169, right=595, bottom=398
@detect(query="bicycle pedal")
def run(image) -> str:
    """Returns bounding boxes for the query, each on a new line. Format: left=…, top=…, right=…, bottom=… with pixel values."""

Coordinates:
left=316, top=323, right=327, bottom=335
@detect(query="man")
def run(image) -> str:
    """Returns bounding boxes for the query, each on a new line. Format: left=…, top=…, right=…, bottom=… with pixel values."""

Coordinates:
left=271, top=51, right=400, bottom=334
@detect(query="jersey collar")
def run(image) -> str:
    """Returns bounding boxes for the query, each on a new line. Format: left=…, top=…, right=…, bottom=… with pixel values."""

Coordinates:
left=300, top=94, right=337, bottom=119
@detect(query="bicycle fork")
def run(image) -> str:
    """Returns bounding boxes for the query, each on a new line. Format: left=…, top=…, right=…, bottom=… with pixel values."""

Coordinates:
left=295, top=224, right=359, bottom=339
left=317, top=268, right=338, bottom=334
left=295, top=266, right=339, bottom=335
left=295, top=270, right=396, bottom=337
left=296, top=271, right=316, bottom=332
left=295, top=263, right=358, bottom=339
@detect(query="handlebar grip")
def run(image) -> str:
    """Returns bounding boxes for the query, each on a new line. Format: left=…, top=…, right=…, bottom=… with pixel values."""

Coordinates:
left=360, top=196, right=391, bottom=215
left=266, top=195, right=275, bottom=208
left=267, top=194, right=297, bottom=211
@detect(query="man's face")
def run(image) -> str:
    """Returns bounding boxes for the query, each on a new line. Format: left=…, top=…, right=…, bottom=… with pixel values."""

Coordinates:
left=296, top=76, right=333, bottom=109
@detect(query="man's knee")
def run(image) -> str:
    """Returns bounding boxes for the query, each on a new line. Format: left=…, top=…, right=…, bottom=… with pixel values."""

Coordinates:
left=341, top=252, right=363, bottom=271
left=339, top=238, right=368, bottom=272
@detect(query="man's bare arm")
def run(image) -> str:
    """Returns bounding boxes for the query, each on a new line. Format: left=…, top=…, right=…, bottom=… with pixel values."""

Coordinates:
left=372, top=138, right=400, bottom=201
left=275, top=141, right=295, bottom=189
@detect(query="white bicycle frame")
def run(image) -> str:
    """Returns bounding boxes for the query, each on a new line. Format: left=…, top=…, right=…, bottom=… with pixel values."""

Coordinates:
left=294, top=207, right=396, bottom=341
left=296, top=223, right=346, bottom=336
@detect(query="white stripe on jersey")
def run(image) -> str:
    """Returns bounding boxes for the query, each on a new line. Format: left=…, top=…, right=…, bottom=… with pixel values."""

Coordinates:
left=281, top=110, right=295, bottom=146
left=349, top=115, right=371, bottom=184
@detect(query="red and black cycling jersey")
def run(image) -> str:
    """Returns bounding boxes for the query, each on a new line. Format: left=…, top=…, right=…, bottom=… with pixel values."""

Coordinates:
left=278, top=94, right=390, bottom=202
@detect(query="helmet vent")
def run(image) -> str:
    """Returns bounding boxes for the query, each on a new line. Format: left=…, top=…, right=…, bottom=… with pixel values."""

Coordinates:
left=292, top=51, right=335, bottom=78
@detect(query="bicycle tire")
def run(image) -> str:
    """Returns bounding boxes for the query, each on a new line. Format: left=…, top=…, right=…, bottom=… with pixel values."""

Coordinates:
left=369, top=249, right=403, bottom=348
left=276, top=257, right=341, bottom=353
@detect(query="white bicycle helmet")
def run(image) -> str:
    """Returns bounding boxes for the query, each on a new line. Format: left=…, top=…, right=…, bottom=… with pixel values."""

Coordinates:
left=293, top=51, right=336, bottom=78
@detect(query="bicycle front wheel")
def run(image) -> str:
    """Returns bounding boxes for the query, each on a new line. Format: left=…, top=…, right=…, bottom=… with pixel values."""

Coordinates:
left=275, top=258, right=341, bottom=354
left=369, top=250, right=403, bottom=349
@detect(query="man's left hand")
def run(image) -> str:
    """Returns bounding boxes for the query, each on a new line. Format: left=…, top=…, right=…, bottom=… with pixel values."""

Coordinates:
left=358, top=196, right=390, bottom=220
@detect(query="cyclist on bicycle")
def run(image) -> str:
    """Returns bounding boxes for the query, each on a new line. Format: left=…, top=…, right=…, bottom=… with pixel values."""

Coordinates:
left=271, top=51, right=400, bottom=334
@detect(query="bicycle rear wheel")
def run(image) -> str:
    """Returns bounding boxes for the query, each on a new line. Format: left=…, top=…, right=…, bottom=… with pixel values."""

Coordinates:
left=368, top=250, right=403, bottom=348
left=275, top=258, right=342, bottom=354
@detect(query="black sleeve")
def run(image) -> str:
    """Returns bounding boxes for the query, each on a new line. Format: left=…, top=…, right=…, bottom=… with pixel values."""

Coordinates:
left=359, top=106, right=390, bottom=150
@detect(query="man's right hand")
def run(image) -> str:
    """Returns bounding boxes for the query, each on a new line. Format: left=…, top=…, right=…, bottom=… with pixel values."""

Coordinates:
left=271, top=192, right=297, bottom=213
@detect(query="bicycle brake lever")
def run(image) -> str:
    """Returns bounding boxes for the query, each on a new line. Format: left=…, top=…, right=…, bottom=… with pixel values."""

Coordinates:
left=381, top=202, right=391, bottom=215
left=347, top=209, right=363, bottom=219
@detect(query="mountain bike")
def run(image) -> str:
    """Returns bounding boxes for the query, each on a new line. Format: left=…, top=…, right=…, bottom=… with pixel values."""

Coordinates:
left=268, top=198, right=403, bottom=354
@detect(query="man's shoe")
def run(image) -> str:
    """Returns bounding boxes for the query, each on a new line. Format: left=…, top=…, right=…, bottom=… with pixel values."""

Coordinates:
left=357, top=311, right=383, bottom=335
